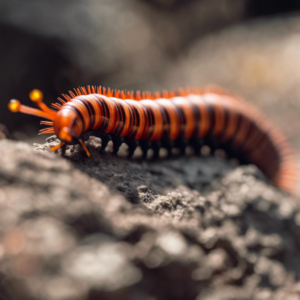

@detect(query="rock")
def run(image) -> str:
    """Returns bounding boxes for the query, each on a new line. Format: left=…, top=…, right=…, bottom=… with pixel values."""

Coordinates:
left=0, top=138, right=300, bottom=300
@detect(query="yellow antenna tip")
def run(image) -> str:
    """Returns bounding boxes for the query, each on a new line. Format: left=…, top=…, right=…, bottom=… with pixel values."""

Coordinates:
left=8, top=99, right=21, bottom=112
left=29, top=89, right=43, bottom=102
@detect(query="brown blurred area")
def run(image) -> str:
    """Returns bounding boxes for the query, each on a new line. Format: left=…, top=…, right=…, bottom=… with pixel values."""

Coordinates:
left=1, top=0, right=300, bottom=148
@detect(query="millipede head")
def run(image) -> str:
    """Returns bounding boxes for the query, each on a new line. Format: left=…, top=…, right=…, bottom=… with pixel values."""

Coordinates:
left=8, top=89, right=91, bottom=158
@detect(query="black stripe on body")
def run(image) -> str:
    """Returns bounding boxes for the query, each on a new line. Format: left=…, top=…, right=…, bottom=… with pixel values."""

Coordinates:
left=227, top=113, right=242, bottom=146
left=235, top=117, right=253, bottom=151
left=217, top=107, right=229, bottom=140
left=206, top=104, right=215, bottom=137
left=118, top=103, right=127, bottom=135
left=142, top=104, right=155, bottom=140
left=82, top=98, right=96, bottom=128
left=71, top=103, right=86, bottom=130
left=75, top=99, right=92, bottom=129
left=127, top=104, right=135, bottom=134
left=95, top=98, right=109, bottom=131
left=126, top=104, right=138, bottom=139
left=112, top=102, right=123, bottom=136
left=156, top=103, right=171, bottom=139
left=173, top=104, right=186, bottom=138
left=101, top=99, right=111, bottom=132
left=189, top=101, right=201, bottom=138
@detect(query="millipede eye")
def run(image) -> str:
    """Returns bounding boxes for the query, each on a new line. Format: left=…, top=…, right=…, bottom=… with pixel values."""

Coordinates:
left=29, top=89, right=43, bottom=103
left=8, top=99, right=21, bottom=112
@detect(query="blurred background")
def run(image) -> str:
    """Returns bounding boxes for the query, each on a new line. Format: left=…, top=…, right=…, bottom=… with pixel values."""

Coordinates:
left=2, top=3, right=300, bottom=300
left=1, top=0, right=300, bottom=153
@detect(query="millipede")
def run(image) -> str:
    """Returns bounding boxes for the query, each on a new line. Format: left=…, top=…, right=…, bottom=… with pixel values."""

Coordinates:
left=8, top=86, right=298, bottom=194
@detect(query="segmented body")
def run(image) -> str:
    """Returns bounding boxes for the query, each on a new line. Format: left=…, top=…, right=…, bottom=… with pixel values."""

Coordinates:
left=51, top=86, right=296, bottom=193
left=8, top=86, right=297, bottom=193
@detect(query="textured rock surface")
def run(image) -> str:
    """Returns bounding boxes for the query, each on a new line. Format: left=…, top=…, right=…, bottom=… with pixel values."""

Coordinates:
left=1, top=138, right=300, bottom=300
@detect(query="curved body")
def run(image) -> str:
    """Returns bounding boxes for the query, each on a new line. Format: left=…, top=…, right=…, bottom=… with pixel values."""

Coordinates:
left=8, top=86, right=298, bottom=193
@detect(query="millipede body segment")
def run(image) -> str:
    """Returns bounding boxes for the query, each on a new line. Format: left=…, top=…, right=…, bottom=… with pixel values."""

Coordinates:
left=8, top=86, right=297, bottom=193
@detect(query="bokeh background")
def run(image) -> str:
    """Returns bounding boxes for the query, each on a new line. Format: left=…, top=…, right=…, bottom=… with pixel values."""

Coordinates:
left=2, top=2, right=300, bottom=300
left=1, top=0, right=300, bottom=154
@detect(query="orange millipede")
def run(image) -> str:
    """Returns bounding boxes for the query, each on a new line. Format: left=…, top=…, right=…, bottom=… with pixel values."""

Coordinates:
left=8, top=86, right=298, bottom=194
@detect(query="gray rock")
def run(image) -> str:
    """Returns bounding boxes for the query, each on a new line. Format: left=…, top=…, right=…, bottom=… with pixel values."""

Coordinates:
left=0, top=138, right=300, bottom=300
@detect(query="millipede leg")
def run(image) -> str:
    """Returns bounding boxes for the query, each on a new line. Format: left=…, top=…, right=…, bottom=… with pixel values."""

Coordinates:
left=140, top=141, right=150, bottom=159
left=112, top=137, right=123, bottom=154
left=162, top=139, right=174, bottom=158
left=175, top=139, right=188, bottom=155
left=142, top=148, right=148, bottom=159
left=190, top=138, right=203, bottom=156
left=152, top=142, right=161, bottom=159
left=142, top=150, right=147, bottom=159
left=82, top=133, right=90, bottom=142
left=222, top=141, right=237, bottom=159
left=180, top=144, right=187, bottom=155
left=126, top=140, right=138, bottom=158
left=204, top=136, right=219, bottom=153
left=100, top=135, right=110, bottom=152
